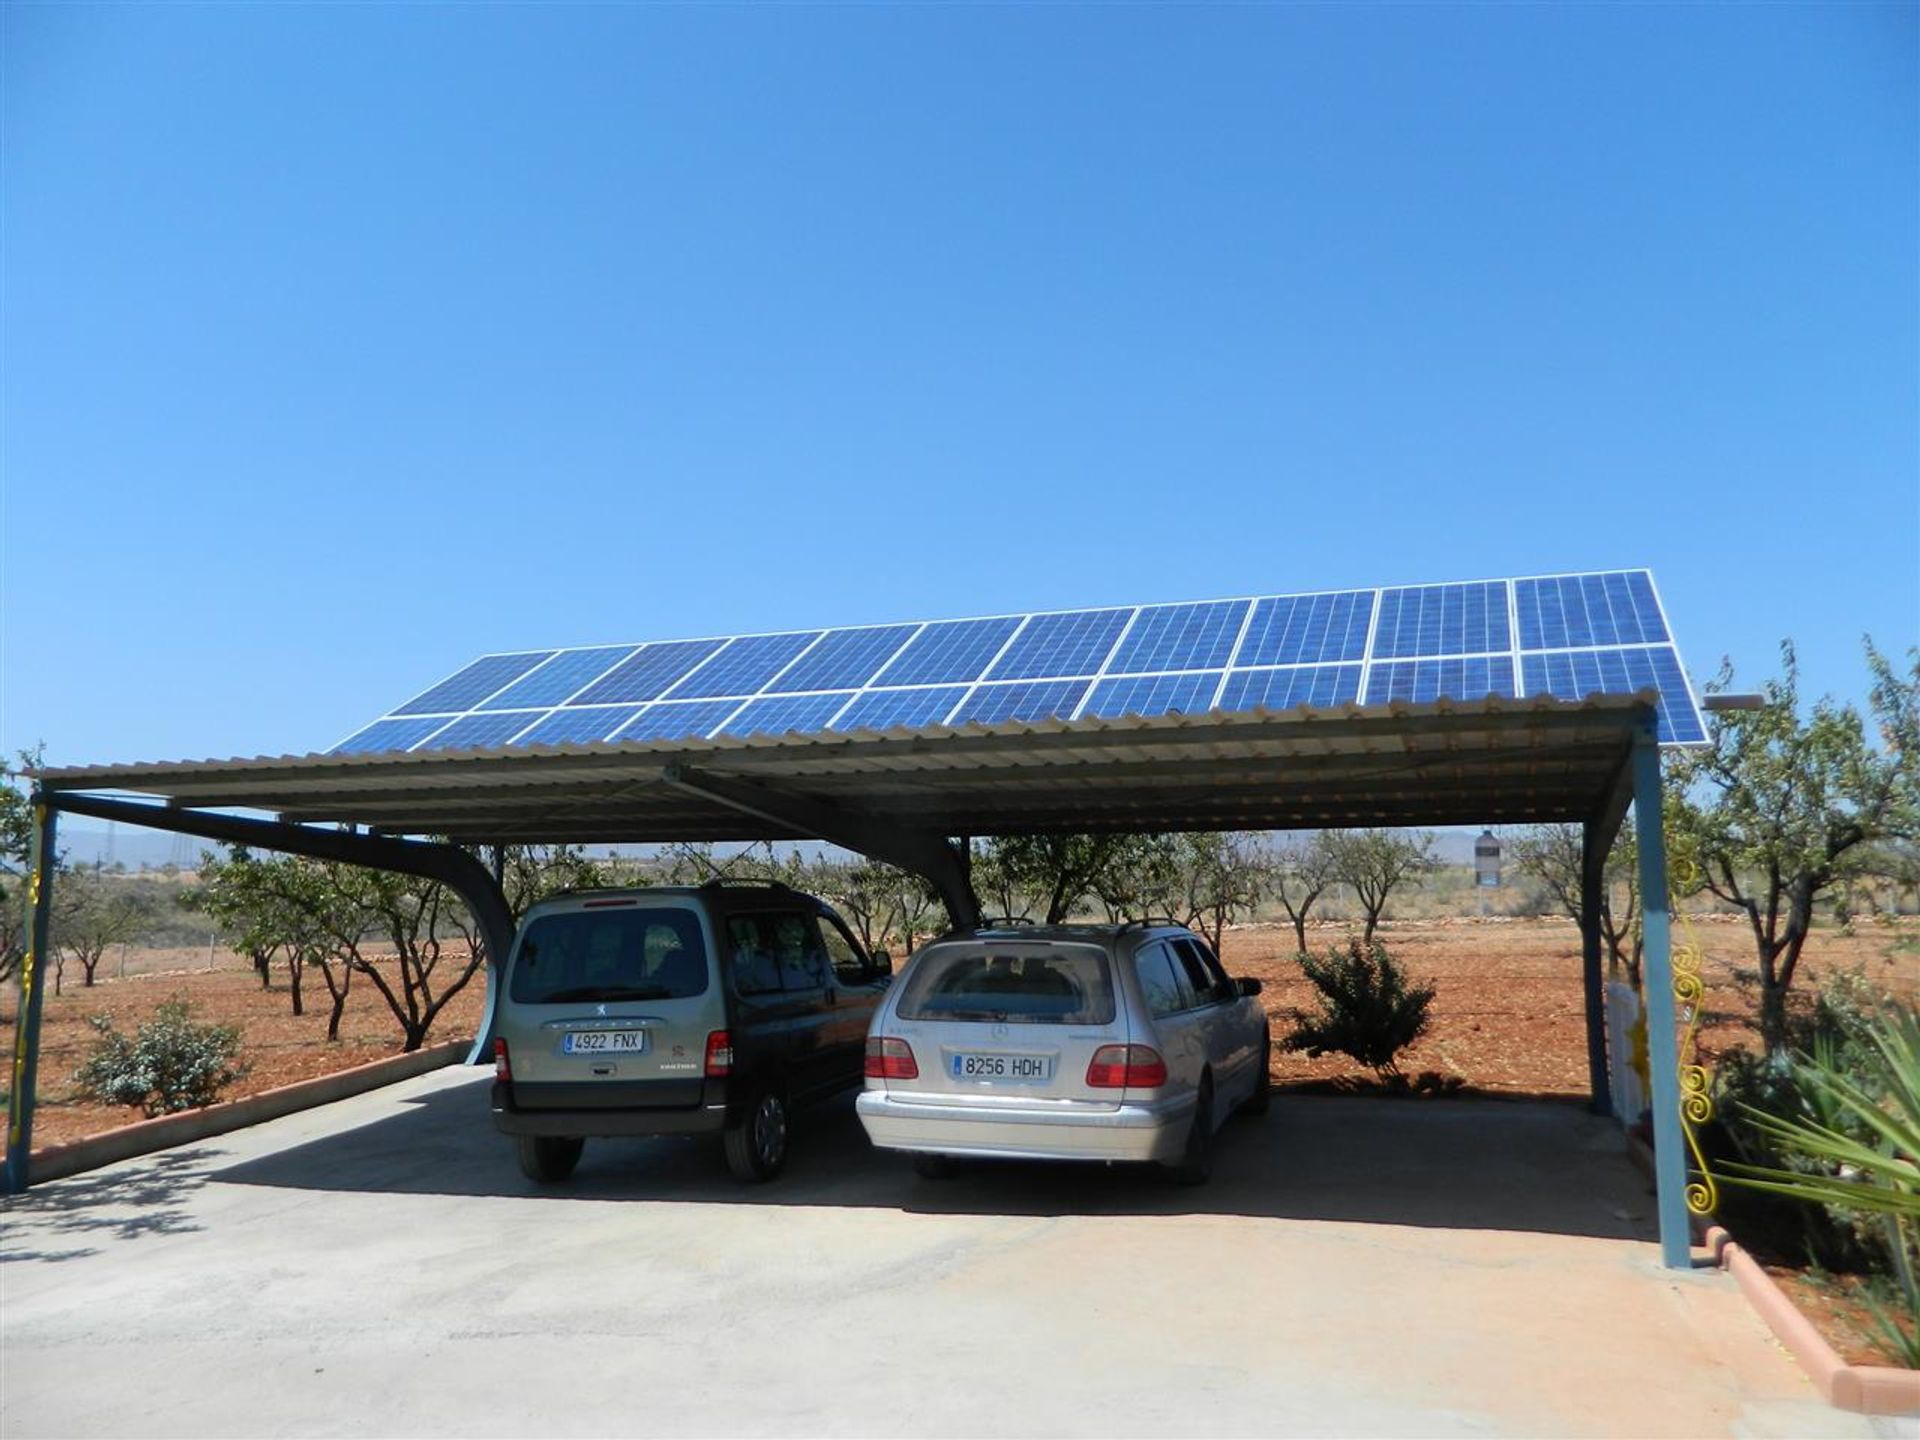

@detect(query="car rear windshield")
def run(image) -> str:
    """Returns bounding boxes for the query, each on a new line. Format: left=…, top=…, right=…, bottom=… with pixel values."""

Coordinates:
left=509, top=907, right=710, bottom=1005
left=896, top=946, right=1115, bottom=1025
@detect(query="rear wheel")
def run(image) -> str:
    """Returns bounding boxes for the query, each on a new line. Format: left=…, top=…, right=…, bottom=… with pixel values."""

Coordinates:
left=1166, top=1076, right=1214, bottom=1186
left=515, top=1134, right=584, bottom=1183
left=1241, top=1030, right=1272, bottom=1118
left=724, top=1085, right=790, bottom=1183
left=912, top=1153, right=955, bottom=1180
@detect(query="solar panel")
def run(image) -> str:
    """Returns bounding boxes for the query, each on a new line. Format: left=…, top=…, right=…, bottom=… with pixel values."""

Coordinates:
left=335, top=569, right=1707, bottom=753
left=478, top=646, right=638, bottom=711
left=985, top=608, right=1132, bottom=681
left=572, top=640, right=726, bottom=705
left=1109, top=600, right=1249, bottom=673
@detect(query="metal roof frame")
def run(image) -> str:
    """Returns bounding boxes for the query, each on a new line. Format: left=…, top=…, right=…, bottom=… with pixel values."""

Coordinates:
left=13, top=690, right=1700, bottom=1273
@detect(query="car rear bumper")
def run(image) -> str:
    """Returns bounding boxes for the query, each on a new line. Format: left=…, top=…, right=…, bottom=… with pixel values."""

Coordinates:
left=855, top=1088, right=1194, bottom=1163
left=491, top=1082, right=729, bottom=1138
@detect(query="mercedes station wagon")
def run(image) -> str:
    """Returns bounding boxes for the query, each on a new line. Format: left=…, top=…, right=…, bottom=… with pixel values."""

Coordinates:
left=855, top=922, right=1269, bottom=1182
left=490, top=881, right=890, bottom=1184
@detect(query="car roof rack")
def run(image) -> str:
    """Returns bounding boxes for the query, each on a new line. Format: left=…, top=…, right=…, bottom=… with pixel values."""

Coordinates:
left=697, top=877, right=795, bottom=891
left=978, top=915, right=1038, bottom=927
left=1116, top=916, right=1181, bottom=932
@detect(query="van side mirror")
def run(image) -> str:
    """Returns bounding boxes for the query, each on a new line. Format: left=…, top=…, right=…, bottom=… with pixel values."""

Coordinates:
left=871, top=949, right=893, bottom=978
left=1235, top=976, right=1263, bottom=998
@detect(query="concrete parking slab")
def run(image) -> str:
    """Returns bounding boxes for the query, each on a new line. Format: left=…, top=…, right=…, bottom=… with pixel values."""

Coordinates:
left=0, top=1070, right=1885, bottom=1439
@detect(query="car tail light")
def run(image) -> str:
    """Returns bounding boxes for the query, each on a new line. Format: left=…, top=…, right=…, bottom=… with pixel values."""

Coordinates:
left=864, top=1036, right=918, bottom=1080
left=1086, top=1044, right=1167, bottom=1089
left=704, top=1030, right=733, bottom=1077
left=493, top=1038, right=511, bottom=1083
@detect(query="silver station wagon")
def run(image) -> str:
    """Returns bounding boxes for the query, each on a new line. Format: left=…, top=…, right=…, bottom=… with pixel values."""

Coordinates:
left=856, top=921, right=1270, bottom=1182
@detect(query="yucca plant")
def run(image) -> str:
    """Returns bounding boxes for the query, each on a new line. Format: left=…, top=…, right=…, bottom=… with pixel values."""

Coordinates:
left=1717, top=1004, right=1919, bottom=1367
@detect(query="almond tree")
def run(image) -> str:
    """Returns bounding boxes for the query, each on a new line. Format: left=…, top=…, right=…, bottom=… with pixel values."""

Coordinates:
left=1323, top=828, right=1437, bottom=943
left=1666, top=640, right=1918, bottom=1052
left=1507, top=824, right=1641, bottom=987
left=52, top=869, right=149, bottom=991
left=1269, top=832, right=1341, bottom=957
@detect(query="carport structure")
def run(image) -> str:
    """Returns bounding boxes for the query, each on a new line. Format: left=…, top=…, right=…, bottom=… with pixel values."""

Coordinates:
left=9, top=692, right=1698, bottom=1267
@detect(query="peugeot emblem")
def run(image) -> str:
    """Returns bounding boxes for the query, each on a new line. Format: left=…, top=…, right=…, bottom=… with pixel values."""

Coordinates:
left=596, top=1003, right=607, bottom=1017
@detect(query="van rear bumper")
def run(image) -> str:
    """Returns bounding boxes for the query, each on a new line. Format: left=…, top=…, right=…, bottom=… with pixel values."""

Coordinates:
left=855, top=1088, right=1193, bottom=1163
left=491, top=1082, right=730, bottom=1138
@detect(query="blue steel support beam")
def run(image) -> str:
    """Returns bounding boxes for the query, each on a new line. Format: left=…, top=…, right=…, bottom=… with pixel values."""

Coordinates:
left=1579, top=817, right=1613, bottom=1118
left=3, top=801, right=58, bottom=1195
left=1632, top=727, right=1692, bottom=1269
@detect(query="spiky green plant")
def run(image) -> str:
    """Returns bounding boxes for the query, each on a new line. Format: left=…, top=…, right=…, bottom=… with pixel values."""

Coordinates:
left=1717, top=1005, right=1918, bottom=1367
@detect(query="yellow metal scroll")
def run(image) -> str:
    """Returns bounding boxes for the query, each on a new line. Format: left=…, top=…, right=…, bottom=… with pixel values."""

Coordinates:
left=1669, top=856, right=1718, bottom=1216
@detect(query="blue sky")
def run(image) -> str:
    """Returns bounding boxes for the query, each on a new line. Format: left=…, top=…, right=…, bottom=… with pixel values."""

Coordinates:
left=3, top=2, right=1914, bottom=769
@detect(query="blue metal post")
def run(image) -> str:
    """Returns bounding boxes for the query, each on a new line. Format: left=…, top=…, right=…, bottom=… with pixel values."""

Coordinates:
left=1632, top=731, right=1692, bottom=1268
left=4, top=800, right=58, bottom=1195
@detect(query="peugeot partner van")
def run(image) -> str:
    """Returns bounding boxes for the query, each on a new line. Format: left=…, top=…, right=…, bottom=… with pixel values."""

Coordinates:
left=490, top=880, right=889, bottom=1183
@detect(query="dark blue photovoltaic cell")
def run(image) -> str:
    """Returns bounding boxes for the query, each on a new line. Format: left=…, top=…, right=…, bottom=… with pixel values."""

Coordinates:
left=1372, top=582, right=1510, bottom=660
left=1235, top=592, right=1373, bottom=667
left=333, top=716, right=457, bottom=754
left=765, top=625, right=917, bottom=694
left=393, top=652, right=554, bottom=715
left=1218, top=665, right=1363, bottom=712
left=478, top=646, right=638, bottom=711
left=720, top=692, right=857, bottom=737
left=1515, top=572, right=1667, bottom=650
left=831, top=686, right=971, bottom=732
left=1520, top=645, right=1704, bottom=743
left=1364, top=657, right=1517, bottom=706
left=414, top=712, right=545, bottom=751
left=617, top=699, right=743, bottom=742
left=987, top=609, right=1132, bottom=681
left=570, top=640, right=728, bottom=706
left=1107, top=601, right=1249, bottom=674
left=951, top=679, right=1091, bottom=725
left=518, top=706, right=645, bottom=746
left=669, top=631, right=823, bottom=699
left=872, top=617, right=1023, bottom=686
left=1083, top=672, right=1223, bottom=719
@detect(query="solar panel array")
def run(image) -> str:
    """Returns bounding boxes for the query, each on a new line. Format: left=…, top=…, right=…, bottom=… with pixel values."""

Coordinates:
left=334, top=569, right=1706, bottom=755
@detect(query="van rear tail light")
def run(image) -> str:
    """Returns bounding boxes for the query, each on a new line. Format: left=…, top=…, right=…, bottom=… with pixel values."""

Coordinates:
left=1086, top=1045, right=1167, bottom=1089
left=493, top=1038, right=512, bottom=1083
left=704, top=1030, right=734, bottom=1077
left=864, top=1036, right=918, bottom=1080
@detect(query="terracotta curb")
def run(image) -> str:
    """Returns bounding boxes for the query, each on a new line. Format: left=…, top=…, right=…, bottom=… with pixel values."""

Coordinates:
left=1700, top=1224, right=1920, bottom=1417
left=1625, top=1132, right=1917, bottom=1415
left=25, top=1040, right=472, bottom=1186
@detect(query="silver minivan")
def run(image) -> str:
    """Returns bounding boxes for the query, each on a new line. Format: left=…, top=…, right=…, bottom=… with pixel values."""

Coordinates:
left=855, top=922, right=1269, bottom=1182
left=491, top=881, right=889, bottom=1184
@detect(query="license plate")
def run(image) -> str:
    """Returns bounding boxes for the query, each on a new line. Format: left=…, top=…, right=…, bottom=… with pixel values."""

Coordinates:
left=951, top=1052, right=1053, bottom=1082
left=563, top=1030, right=647, bottom=1055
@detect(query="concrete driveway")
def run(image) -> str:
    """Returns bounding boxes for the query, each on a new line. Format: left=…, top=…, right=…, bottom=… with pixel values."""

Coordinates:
left=0, top=1068, right=1884, bottom=1439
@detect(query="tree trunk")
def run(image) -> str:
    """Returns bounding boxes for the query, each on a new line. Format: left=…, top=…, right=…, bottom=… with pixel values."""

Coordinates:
left=1292, top=913, right=1309, bottom=956
left=1361, top=912, right=1380, bottom=945
left=288, top=954, right=304, bottom=1017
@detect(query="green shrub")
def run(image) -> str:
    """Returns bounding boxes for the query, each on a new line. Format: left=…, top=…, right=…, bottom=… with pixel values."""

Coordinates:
left=74, top=1000, right=247, bottom=1118
left=1714, top=1000, right=1919, bottom=1366
left=1282, top=936, right=1435, bottom=1080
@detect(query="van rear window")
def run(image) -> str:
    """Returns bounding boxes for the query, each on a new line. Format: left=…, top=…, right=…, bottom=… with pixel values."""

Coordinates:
left=510, top=908, right=709, bottom=1005
left=896, top=947, right=1114, bottom=1025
